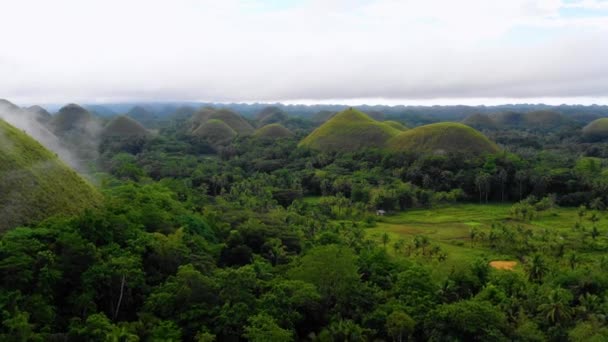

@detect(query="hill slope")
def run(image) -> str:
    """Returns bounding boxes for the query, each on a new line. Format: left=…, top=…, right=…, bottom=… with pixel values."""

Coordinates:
left=387, top=122, right=499, bottom=155
left=190, top=108, right=254, bottom=135
left=582, top=118, right=608, bottom=140
left=102, top=115, right=150, bottom=138
left=462, top=113, right=497, bottom=130
left=299, top=108, right=400, bottom=152
left=383, top=120, right=409, bottom=131
left=192, top=119, right=237, bottom=145
left=0, top=119, right=101, bottom=231
left=253, top=123, right=294, bottom=139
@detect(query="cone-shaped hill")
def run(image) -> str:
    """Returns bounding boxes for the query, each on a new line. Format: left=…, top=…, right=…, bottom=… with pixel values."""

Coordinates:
left=299, top=108, right=401, bottom=152
left=50, top=104, right=98, bottom=136
left=190, top=108, right=254, bottom=136
left=253, top=123, right=294, bottom=139
left=387, top=122, right=499, bottom=155
left=256, top=106, right=288, bottom=126
left=0, top=119, right=101, bottom=231
left=582, top=118, right=608, bottom=140
left=383, top=120, right=409, bottom=131
left=192, top=119, right=237, bottom=145
left=102, top=115, right=150, bottom=139
left=462, top=113, right=497, bottom=130
left=26, top=105, right=52, bottom=123
left=523, top=111, right=566, bottom=127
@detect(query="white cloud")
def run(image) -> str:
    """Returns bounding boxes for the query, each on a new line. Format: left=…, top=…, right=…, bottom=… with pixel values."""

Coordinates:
left=0, top=0, right=607, bottom=104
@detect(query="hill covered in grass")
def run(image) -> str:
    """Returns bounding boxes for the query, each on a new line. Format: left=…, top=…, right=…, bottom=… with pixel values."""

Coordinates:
left=383, top=120, right=408, bottom=131
left=102, top=115, right=150, bottom=139
left=253, top=123, right=294, bottom=139
left=387, top=122, right=499, bottom=155
left=190, top=108, right=254, bottom=135
left=299, top=108, right=400, bottom=152
left=192, top=119, right=237, bottom=146
left=582, top=118, right=608, bottom=140
left=462, top=113, right=497, bottom=130
left=50, top=104, right=98, bottom=136
left=0, top=119, right=101, bottom=231
left=256, top=106, right=288, bottom=126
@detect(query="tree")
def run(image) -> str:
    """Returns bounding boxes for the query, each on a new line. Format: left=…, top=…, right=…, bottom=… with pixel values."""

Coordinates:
left=386, top=311, right=415, bottom=342
left=538, top=288, right=573, bottom=326
left=526, top=254, right=549, bottom=283
left=381, top=232, right=390, bottom=249
left=288, top=245, right=360, bottom=308
left=243, top=314, right=292, bottom=342
left=427, top=300, right=508, bottom=341
left=475, top=172, right=491, bottom=203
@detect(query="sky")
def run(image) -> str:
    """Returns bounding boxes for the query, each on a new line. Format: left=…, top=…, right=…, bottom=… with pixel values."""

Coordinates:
left=1, top=0, right=608, bottom=106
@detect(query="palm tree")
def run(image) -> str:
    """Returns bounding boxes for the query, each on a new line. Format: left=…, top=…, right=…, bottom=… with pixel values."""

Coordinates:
left=526, top=254, right=549, bottom=283
left=538, top=289, right=573, bottom=326
left=381, top=232, right=390, bottom=249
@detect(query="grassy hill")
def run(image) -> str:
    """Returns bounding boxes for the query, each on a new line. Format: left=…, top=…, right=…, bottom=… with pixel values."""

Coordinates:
left=190, top=108, right=254, bottom=136
left=102, top=115, right=150, bottom=138
left=383, top=120, right=409, bottom=131
left=192, top=119, right=237, bottom=145
left=462, top=113, right=497, bottom=130
left=299, top=108, right=401, bottom=152
left=0, top=119, right=101, bottom=231
left=582, top=118, right=608, bottom=140
left=523, top=110, right=566, bottom=127
left=387, top=122, right=499, bottom=155
left=253, top=123, right=294, bottom=139
left=26, top=105, right=52, bottom=123
left=492, top=111, right=524, bottom=127
left=256, top=106, right=288, bottom=126
left=50, top=104, right=97, bottom=135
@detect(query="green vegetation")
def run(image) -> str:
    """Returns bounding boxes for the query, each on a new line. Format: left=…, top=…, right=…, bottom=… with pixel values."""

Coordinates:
left=388, top=122, right=500, bottom=154
left=4, top=100, right=608, bottom=341
left=462, top=113, right=497, bottom=130
left=299, top=108, right=400, bottom=152
left=0, top=119, right=101, bottom=231
left=50, top=103, right=97, bottom=135
left=253, top=123, right=294, bottom=138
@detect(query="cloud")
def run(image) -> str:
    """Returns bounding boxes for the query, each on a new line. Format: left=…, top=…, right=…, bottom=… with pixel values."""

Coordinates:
left=0, top=0, right=607, bottom=104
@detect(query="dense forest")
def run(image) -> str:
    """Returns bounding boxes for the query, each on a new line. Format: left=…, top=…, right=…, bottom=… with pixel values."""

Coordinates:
left=2, top=100, right=608, bottom=341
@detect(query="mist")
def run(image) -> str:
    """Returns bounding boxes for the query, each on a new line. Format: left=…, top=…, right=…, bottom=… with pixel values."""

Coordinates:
left=0, top=101, right=85, bottom=172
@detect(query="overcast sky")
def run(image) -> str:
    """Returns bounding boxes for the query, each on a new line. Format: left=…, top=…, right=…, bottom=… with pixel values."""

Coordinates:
left=1, top=0, right=608, bottom=105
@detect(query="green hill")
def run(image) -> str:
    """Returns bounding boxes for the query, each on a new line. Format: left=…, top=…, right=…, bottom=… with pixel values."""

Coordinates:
left=190, top=108, right=254, bottom=135
left=0, top=119, right=101, bottom=231
left=523, top=110, right=565, bottom=127
left=383, top=120, right=409, bottom=131
left=192, top=119, right=237, bottom=145
left=387, top=122, right=499, bottom=155
left=492, top=111, right=524, bottom=127
left=102, top=115, right=150, bottom=138
left=257, top=106, right=288, bottom=126
left=299, top=108, right=400, bottom=152
left=50, top=103, right=97, bottom=135
left=26, top=105, right=52, bottom=124
left=253, top=123, right=294, bottom=139
left=311, top=110, right=336, bottom=124
left=462, top=113, right=497, bottom=130
left=582, top=118, right=608, bottom=140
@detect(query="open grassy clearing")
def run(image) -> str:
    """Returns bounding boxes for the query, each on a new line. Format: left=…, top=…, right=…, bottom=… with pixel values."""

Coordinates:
left=366, top=203, right=608, bottom=271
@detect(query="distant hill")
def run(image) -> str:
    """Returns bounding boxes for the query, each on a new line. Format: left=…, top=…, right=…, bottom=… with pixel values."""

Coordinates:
left=50, top=104, right=98, bottom=135
left=192, top=119, right=237, bottom=146
left=102, top=115, right=150, bottom=139
left=25, top=105, right=51, bottom=124
left=253, top=123, right=294, bottom=139
left=523, top=110, right=566, bottom=127
left=387, top=122, right=499, bottom=155
left=0, top=119, right=101, bottom=231
left=492, top=111, right=524, bottom=127
left=311, top=110, right=336, bottom=124
left=190, top=108, right=254, bottom=136
left=256, top=106, right=288, bottom=126
left=299, top=108, right=400, bottom=152
left=126, top=106, right=159, bottom=128
left=582, top=118, right=608, bottom=140
left=462, top=113, right=497, bottom=130
left=383, top=120, right=409, bottom=131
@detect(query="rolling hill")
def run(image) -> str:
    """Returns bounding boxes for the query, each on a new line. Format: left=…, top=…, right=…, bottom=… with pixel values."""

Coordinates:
left=101, top=115, right=150, bottom=139
left=253, top=123, right=294, bottom=139
left=523, top=110, right=566, bottom=127
left=50, top=103, right=99, bottom=136
left=582, top=118, right=608, bottom=140
left=0, top=119, right=101, bottom=231
left=383, top=120, right=409, bottom=131
left=256, top=106, right=288, bottom=126
left=387, top=122, right=500, bottom=155
left=190, top=108, right=254, bottom=135
left=192, top=119, right=237, bottom=146
left=462, top=113, right=497, bottom=130
left=299, top=108, right=401, bottom=152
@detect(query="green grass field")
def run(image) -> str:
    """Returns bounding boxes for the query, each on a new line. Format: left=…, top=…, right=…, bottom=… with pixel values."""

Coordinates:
left=366, top=204, right=608, bottom=271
